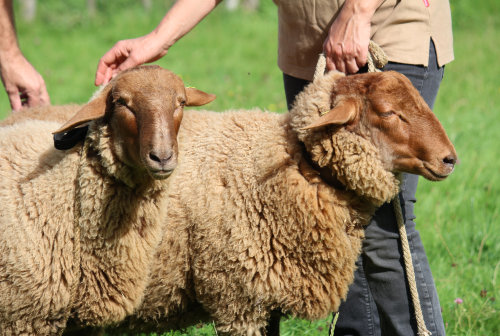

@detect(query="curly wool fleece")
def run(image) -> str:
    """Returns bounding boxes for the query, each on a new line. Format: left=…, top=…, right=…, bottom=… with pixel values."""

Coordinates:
left=0, top=119, right=168, bottom=335
left=106, top=71, right=399, bottom=335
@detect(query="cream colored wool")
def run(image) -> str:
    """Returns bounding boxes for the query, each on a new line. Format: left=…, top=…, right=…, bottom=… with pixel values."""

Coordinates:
left=109, top=71, right=399, bottom=335
left=0, top=118, right=169, bottom=335
left=0, top=104, right=80, bottom=127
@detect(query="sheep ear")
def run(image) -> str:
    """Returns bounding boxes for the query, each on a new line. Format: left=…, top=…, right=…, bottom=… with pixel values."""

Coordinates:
left=53, top=85, right=111, bottom=134
left=302, top=98, right=357, bottom=130
left=185, top=87, right=216, bottom=106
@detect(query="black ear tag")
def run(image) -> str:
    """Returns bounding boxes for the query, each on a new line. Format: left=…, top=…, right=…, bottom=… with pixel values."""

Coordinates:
left=53, top=125, right=89, bottom=150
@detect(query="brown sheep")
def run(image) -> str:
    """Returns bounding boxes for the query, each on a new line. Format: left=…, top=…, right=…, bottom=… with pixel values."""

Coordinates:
left=0, top=65, right=215, bottom=335
left=107, top=70, right=456, bottom=336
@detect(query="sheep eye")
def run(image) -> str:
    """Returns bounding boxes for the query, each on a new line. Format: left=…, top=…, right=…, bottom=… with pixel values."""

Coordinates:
left=116, top=98, right=128, bottom=107
left=115, top=97, right=136, bottom=116
left=379, top=111, right=396, bottom=118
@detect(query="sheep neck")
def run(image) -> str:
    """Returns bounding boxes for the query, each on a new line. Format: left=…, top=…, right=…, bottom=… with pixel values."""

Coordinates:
left=299, top=142, right=346, bottom=191
left=70, top=121, right=168, bottom=325
left=306, top=128, right=399, bottom=207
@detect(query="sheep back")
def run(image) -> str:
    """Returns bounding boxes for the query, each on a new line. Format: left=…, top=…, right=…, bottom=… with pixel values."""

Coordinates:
left=0, top=104, right=80, bottom=127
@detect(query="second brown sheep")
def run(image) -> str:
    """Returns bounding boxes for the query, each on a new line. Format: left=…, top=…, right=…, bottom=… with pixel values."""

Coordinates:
left=106, top=70, right=457, bottom=335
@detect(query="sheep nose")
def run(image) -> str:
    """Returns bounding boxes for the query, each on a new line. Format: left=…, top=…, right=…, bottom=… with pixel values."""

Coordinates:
left=149, top=150, right=173, bottom=167
left=442, top=153, right=457, bottom=168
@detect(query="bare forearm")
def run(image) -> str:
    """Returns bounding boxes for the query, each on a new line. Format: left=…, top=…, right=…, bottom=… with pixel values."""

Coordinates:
left=0, top=0, right=49, bottom=111
left=153, top=0, right=222, bottom=50
left=0, top=0, right=21, bottom=60
left=341, top=0, right=383, bottom=19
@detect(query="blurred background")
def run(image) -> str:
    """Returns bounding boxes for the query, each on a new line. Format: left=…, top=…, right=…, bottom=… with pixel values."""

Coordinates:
left=1, top=1, right=498, bottom=335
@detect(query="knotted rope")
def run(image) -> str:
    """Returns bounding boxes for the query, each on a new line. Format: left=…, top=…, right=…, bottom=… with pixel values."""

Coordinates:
left=314, top=41, right=388, bottom=81
left=319, top=42, right=431, bottom=336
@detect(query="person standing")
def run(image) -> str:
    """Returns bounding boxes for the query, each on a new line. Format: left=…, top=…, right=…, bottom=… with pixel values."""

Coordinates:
left=95, top=1, right=453, bottom=335
left=274, top=1, right=453, bottom=335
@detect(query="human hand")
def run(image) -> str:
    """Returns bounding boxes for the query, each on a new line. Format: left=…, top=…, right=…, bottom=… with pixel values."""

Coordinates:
left=322, top=2, right=373, bottom=74
left=95, top=0, right=220, bottom=86
left=0, top=53, right=50, bottom=112
left=95, top=33, right=168, bottom=86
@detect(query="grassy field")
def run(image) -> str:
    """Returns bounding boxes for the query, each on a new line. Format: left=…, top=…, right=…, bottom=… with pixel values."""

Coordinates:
left=1, top=1, right=498, bottom=335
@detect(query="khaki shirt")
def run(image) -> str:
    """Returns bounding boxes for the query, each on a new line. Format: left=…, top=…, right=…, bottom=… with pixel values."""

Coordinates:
left=274, top=0, right=454, bottom=80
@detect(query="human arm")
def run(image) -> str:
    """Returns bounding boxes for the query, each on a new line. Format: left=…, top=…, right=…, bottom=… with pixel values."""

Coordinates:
left=0, top=0, right=50, bottom=111
left=95, top=0, right=222, bottom=86
left=323, top=0, right=383, bottom=74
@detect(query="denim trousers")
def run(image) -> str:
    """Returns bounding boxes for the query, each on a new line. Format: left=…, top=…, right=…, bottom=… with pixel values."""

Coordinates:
left=283, top=40, right=446, bottom=336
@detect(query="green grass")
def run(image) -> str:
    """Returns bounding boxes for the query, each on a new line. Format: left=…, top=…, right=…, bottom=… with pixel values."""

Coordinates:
left=1, top=1, right=498, bottom=335
left=416, top=6, right=500, bottom=334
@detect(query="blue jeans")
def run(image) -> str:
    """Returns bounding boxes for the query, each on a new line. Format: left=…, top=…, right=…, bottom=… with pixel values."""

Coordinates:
left=283, top=40, right=446, bottom=336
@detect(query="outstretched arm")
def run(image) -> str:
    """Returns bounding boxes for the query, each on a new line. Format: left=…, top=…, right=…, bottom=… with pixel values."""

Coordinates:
left=323, top=0, right=383, bottom=74
left=95, top=0, right=221, bottom=86
left=0, top=0, right=50, bottom=111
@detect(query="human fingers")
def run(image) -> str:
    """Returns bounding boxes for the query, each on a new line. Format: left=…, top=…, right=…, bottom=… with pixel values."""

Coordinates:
left=95, top=61, right=109, bottom=86
left=95, top=58, right=118, bottom=86
left=355, top=47, right=369, bottom=70
left=39, top=79, right=51, bottom=106
left=331, top=42, right=347, bottom=74
left=24, top=89, right=42, bottom=109
left=324, top=40, right=344, bottom=73
left=345, top=57, right=359, bottom=74
left=7, top=90, right=23, bottom=112
left=25, top=90, right=40, bottom=108
left=1, top=55, right=49, bottom=110
left=325, top=56, right=337, bottom=72
left=96, top=35, right=168, bottom=86
left=115, top=37, right=167, bottom=73
left=95, top=40, right=131, bottom=86
left=115, top=53, right=143, bottom=73
left=95, top=39, right=154, bottom=86
left=337, top=42, right=361, bottom=74
left=95, top=61, right=116, bottom=86
left=25, top=76, right=50, bottom=108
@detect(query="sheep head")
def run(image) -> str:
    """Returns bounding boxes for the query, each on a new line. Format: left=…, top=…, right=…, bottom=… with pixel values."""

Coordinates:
left=53, top=65, right=215, bottom=180
left=291, top=70, right=457, bottom=204
left=303, top=71, right=457, bottom=181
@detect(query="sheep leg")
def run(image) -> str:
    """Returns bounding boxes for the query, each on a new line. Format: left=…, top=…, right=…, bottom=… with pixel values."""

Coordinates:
left=264, top=309, right=281, bottom=336
left=62, top=323, right=104, bottom=336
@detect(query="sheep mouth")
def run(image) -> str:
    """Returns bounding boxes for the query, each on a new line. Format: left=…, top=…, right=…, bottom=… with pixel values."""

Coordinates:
left=423, top=163, right=450, bottom=181
left=148, top=168, right=174, bottom=180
